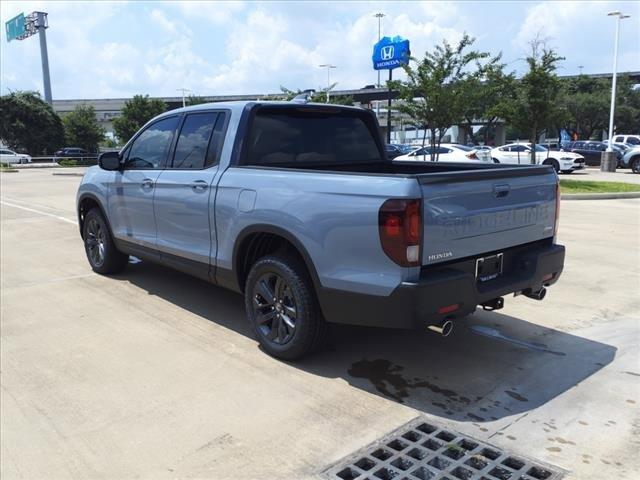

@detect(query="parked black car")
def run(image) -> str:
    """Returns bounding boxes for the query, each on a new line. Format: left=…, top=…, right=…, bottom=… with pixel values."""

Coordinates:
left=54, top=147, right=90, bottom=158
left=565, top=141, right=623, bottom=166
left=385, top=144, right=415, bottom=159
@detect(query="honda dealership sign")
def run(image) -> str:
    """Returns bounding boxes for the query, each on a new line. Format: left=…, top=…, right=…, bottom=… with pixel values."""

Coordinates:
left=372, top=36, right=410, bottom=70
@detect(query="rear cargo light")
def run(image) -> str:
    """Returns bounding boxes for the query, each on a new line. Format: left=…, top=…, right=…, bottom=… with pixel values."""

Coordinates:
left=554, top=181, right=561, bottom=236
left=379, top=199, right=422, bottom=267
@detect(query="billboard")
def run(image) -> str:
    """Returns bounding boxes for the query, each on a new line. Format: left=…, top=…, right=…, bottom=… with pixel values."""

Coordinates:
left=372, top=36, right=410, bottom=70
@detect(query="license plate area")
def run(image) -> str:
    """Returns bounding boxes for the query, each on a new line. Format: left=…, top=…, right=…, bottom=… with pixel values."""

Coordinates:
left=476, top=253, right=503, bottom=282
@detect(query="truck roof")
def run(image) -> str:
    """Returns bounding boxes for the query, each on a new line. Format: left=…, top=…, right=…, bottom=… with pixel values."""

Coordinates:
left=155, top=100, right=366, bottom=119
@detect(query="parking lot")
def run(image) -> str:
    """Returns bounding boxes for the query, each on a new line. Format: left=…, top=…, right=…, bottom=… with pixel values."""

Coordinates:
left=1, top=168, right=638, bottom=479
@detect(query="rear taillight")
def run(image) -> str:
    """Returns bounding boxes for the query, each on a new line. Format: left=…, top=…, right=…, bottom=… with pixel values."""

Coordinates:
left=554, top=182, right=561, bottom=237
left=379, top=199, right=422, bottom=267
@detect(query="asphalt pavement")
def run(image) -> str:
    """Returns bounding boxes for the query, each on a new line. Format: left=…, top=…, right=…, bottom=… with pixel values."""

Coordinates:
left=1, top=169, right=638, bottom=479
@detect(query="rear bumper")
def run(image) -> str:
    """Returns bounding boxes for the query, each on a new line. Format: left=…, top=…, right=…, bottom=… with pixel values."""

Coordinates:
left=318, top=240, right=565, bottom=329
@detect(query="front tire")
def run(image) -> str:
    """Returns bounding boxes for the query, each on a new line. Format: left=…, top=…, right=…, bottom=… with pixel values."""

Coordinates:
left=82, top=208, right=129, bottom=274
left=544, top=159, right=560, bottom=173
left=244, top=254, right=326, bottom=360
left=631, top=158, right=640, bottom=174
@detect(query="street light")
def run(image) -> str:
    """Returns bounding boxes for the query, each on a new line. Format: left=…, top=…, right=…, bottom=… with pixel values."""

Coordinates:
left=176, top=88, right=191, bottom=108
left=605, top=11, right=630, bottom=152
left=318, top=64, right=337, bottom=102
left=374, top=12, right=385, bottom=119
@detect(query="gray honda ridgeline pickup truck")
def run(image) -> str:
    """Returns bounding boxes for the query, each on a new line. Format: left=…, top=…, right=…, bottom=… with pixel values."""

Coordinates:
left=77, top=101, right=564, bottom=359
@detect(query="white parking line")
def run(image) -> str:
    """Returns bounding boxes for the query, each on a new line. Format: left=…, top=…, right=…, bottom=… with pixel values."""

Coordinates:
left=0, top=199, right=78, bottom=225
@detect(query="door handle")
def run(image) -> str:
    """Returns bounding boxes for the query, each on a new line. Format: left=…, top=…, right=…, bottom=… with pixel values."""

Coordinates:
left=190, top=180, right=208, bottom=191
left=141, top=178, right=154, bottom=189
left=493, top=184, right=510, bottom=198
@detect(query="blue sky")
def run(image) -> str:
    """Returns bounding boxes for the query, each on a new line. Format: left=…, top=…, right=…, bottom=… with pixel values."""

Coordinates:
left=1, top=1, right=638, bottom=100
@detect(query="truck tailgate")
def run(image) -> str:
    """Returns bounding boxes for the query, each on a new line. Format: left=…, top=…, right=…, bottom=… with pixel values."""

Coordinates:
left=419, top=167, right=557, bottom=265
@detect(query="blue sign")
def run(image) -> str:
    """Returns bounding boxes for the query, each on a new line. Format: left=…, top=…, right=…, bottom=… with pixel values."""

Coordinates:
left=5, top=13, right=25, bottom=42
left=372, top=36, right=410, bottom=70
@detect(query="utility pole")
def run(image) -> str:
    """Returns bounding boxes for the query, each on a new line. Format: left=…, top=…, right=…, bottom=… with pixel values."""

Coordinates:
left=374, top=12, right=385, bottom=120
left=318, top=64, right=337, bottom=102
left=176, top=88, right=191, bottom=108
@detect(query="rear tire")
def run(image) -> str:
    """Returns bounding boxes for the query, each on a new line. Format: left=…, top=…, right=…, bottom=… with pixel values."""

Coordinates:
left=82, top=208, right=129, bottom=274
left=244, top=254, right=326, bottom=360
left=631, top=158, right=640, bottom=174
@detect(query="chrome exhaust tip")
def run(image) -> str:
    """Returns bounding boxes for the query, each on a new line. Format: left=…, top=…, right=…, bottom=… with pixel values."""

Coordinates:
left=428, top=319, right=453, bottom=337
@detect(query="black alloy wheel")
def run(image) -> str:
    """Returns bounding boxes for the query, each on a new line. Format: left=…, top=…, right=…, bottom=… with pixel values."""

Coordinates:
left=252, top=272, right=298, bottom=345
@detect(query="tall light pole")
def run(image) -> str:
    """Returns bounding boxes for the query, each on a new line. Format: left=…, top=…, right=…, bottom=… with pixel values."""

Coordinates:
left=374, top=12, right=385, bottom=119
left=605, top=11, right=630, bottom=152
left=318, top=64, right=337, bottom=102
left=177, top=88, right=191, bottom=108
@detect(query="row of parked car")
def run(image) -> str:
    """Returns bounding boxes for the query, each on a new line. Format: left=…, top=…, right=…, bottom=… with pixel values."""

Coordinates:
left=385, top=135, right=640, bottom=174
left=0, top=147, right=96, bottom=165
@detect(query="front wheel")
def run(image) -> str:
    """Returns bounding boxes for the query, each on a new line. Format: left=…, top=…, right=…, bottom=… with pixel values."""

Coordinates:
left=631, top=158, right=640, bottom=174
left=245, top=254, right=326, bottom=360
left=544, top=159, right=560, bottom=173
left=82, top=208, right=129, bottom=274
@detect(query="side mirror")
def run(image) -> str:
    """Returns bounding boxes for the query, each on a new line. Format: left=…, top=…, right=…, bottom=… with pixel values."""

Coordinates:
left=99, top=151, right=121, bottom=171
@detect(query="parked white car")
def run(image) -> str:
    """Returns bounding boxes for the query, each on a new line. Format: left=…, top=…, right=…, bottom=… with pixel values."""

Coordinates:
left=491, top=143, right=585, bottom=173
left=395, top=144, right=492, bottom=163
left=0, top=148, right=31, bottom=164
left=611, top=134, right=640, bottom=147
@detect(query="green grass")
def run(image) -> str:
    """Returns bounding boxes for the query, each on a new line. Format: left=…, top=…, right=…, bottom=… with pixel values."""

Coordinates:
left=560, top=179, right=640, bottom=194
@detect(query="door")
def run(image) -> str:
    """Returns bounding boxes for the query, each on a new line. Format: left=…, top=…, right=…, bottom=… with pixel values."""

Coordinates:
left=154, top=111, right=227, bottom=273
left=108, top=115, right=180, bottom=249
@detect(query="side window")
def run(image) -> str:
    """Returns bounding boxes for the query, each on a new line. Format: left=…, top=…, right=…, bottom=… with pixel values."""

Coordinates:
left=125, top=116, right=179, bottom=169
left=172, top=113, right=218, bottom=169
left=614, top=136, right=624, bottom=143
left=627, top=137, right=640, bottom=145
left=498, top=146, right=508, bottom=152
left=510, top=145, right=526, bottom=152
left=437, top=147, right=451, bottom=154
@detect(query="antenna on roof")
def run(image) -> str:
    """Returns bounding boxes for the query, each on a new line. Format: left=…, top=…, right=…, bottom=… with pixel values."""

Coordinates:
left=291, top=89, right=315, bottom=104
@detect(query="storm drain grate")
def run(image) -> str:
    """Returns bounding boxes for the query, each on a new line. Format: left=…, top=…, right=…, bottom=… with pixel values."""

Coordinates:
left=324, top=417, right=564, bottom=480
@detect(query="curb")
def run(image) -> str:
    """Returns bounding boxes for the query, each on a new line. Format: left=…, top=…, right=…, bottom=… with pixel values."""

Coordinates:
left=52, top=173, right=85, bottom=177
left=562, top=192, right=640, bottom=200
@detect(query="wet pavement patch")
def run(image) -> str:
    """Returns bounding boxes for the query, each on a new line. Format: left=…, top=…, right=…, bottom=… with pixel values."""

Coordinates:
left=324, top=416, right=564, bottom=480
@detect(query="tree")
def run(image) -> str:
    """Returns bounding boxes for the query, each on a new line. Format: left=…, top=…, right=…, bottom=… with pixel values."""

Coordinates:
left=390, top=34, right=500, bottom=161
left=504, top=39, right=564, bottom=164
left=613, top=75, right=640, bottom=135
left=461, top=64, right=516, bottom=145
left=0, top=91, right=65, bottom=155
left=113, top=95, right=166, bottom=143
left=62, top=104, right=105, bottom=152
left=559, top=75, right=609, bottom=140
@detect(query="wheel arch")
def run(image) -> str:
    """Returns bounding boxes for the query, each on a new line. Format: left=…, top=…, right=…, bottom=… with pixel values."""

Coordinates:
left=77, top=193, right=112, bottom=239
left=232, top=224, right=321, bottom=295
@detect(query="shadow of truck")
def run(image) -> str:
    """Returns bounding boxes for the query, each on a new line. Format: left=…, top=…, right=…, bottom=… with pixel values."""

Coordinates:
left=115, top=260, right=616, bottom=423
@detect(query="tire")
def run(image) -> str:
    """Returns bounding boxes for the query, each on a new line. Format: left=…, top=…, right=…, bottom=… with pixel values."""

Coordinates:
left=244, top=254, right=326, bottom=360
left=631, top=158, right=640, bottom=174
left=82, top=208, right=129, bottom=274
left=544, top=159, right=560, bottom=173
